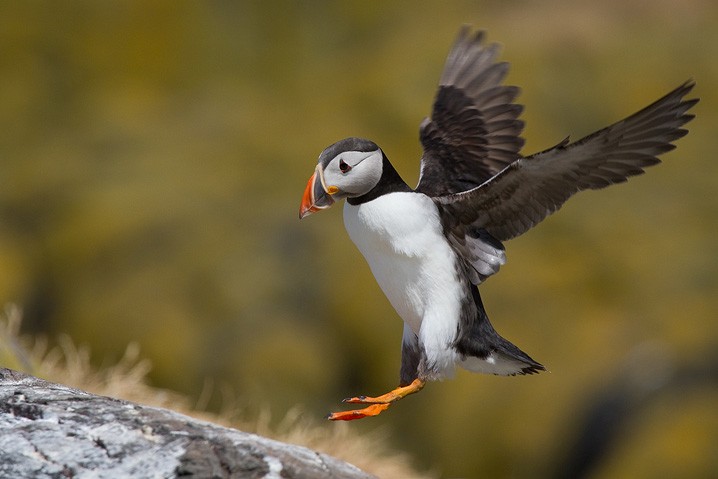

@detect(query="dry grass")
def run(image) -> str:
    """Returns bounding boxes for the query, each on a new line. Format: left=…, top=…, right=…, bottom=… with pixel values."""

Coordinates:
left=0, top=304, right=433, bottom=479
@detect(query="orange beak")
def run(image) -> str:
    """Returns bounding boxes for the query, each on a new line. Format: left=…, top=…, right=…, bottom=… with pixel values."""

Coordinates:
left=299, top=166, right=335, bottom=219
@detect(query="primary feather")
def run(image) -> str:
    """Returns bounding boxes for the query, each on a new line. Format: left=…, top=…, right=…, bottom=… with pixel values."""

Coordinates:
left=418, top=27, right=525, bottom=197
left=435, top=81, right=697, bottom=243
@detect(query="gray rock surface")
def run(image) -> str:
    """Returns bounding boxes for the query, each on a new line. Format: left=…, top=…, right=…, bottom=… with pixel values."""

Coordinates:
left=0, top=368, right=376, bottom=479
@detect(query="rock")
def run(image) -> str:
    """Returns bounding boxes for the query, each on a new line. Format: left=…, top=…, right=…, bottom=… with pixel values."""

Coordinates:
left=0, top=368, right=376, bottom=479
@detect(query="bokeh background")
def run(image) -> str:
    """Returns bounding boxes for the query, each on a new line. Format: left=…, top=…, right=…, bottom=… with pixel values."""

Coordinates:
left=1, top=1, right=717, bottom=477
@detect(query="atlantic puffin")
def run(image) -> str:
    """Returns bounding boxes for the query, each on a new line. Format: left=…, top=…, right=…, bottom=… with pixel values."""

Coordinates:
left=299, top=27, right=697, bottom=421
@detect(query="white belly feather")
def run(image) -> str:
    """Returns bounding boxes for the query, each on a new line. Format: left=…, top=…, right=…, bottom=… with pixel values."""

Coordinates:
left=343, top=192, right=464, bottom=376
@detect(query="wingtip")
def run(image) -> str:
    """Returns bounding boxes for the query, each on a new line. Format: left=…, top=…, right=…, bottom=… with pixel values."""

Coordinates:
left=676, top=79, right=699, bottom=103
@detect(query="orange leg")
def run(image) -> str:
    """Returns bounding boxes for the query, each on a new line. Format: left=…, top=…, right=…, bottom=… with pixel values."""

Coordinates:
left=326, top=379, right=425, bottom=421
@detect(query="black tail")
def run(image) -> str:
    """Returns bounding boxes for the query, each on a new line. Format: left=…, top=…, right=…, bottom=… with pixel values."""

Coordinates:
left=454, top=286, right=545, bottom=376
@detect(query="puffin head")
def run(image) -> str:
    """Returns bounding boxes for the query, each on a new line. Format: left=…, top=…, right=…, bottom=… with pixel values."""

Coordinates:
left=299, top=137, right=384, bottom=219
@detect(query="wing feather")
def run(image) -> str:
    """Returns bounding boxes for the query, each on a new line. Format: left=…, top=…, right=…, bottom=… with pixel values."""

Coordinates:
left=436, top=81, right=698, bottom=250
left=416, top=27, right=525, bottom=197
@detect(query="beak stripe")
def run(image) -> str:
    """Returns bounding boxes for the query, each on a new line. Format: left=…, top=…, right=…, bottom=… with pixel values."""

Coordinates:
left=316, top=164, right=332, bottom=195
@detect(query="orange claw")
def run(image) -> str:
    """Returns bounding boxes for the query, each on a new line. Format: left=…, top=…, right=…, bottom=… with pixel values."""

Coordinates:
left=327, top=403, right=391, bottom=421
left=326, top=379, right=425, bottom=421
left=342, top=379, right=425, bottom=404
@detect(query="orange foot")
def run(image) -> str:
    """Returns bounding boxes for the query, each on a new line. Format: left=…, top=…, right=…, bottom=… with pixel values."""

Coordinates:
left=326, top=379, right=425, bottom=421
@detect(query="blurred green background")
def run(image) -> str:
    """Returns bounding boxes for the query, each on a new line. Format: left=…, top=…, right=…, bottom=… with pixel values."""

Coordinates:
left=1, top=1, right=716, bottom=477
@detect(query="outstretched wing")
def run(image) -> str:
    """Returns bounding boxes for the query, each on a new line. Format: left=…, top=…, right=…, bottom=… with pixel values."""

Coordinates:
left=416, top=27, right=525, bottom=197
left=436, top=81, right=697, bottom=271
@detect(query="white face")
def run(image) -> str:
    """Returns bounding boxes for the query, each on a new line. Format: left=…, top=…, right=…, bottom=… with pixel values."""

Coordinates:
left=321, top=148, right=383, bottom=199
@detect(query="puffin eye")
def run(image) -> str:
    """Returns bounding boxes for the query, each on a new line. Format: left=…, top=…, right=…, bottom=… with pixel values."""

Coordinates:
left=339, top=159, right=352, bottom=173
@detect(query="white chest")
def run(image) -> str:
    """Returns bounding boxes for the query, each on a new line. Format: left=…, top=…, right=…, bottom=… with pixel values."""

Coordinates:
left=342, top=193, right=462, bottom=336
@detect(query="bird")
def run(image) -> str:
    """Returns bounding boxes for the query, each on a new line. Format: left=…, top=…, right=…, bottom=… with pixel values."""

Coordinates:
left=298, top=26, right=698, bottom=421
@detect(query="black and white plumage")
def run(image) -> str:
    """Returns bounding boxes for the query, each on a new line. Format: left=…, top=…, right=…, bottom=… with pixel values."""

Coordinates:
left=299, top=27, right=697, bottom=420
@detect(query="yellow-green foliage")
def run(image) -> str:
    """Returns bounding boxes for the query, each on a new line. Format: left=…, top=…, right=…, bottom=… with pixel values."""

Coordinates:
left=1, top=1, right=717, bottom=477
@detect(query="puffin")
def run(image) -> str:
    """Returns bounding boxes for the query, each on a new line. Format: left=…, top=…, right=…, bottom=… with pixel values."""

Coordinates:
left=299, top=27, right=697, bottom=421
